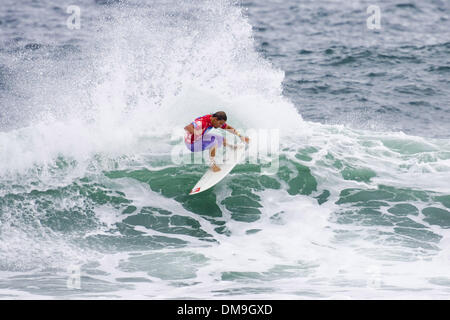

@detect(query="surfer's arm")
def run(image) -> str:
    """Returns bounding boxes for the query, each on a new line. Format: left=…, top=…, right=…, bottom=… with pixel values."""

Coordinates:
left=184, top=123, right=195, bottom=134
left=222, top=124, right=250, bottom=143
left=184, top=123, right=203, bottom=138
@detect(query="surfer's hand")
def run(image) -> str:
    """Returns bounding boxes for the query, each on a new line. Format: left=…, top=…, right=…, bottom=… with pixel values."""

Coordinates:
left=241, top=136, right=250, bottom=144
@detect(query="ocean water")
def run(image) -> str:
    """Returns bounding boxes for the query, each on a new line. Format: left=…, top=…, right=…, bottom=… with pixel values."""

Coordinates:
left=0, top=0, right=449, bottom=299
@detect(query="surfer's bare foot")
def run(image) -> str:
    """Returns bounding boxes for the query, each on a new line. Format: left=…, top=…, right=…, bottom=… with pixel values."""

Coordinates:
left=209, top=157, right=221, bottom=172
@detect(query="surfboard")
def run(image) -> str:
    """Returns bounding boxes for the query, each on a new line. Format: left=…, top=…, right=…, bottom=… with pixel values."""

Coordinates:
left=189, top=144, right=246, bottom=195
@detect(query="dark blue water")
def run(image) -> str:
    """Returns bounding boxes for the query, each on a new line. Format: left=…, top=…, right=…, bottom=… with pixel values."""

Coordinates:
left=245, top=0, right=450, bottom=138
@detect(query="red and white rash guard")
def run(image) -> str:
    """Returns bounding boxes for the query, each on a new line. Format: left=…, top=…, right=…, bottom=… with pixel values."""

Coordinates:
left=185, top=114, right=227, bottom=144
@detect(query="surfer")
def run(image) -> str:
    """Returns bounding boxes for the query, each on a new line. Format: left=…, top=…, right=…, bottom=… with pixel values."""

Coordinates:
left=184, top=111, right=250, bottom=172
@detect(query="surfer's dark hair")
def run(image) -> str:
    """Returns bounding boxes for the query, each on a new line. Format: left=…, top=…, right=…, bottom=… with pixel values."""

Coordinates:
left=213, top=111, right=227, bottom=121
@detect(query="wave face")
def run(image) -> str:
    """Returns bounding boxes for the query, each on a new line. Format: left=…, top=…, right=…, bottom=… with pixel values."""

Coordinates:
left=0, top=0, right=449, bottom=298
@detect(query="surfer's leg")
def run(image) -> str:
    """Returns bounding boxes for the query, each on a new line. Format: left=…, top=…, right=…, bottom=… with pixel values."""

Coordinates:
left=203, top=135, right=221, bottom=172
left=210, top=145, right=216, bottom=157
left=203, top=134, right=224, bottom=149
left=209, top=145, right=220, bottom=172
left=202, top=134, right=223, bottom=172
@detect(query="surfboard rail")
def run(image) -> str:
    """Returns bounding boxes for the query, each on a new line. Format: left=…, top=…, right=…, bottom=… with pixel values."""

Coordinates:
left=189, top=144, right=246, bottom=195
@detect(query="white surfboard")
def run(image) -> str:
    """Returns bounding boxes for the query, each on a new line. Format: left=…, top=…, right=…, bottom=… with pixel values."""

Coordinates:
left=189, top=144, right=246, bottom=195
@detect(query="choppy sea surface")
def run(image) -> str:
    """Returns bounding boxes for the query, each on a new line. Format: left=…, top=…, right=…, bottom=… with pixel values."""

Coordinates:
left=0, top=0, right=449, bottom=299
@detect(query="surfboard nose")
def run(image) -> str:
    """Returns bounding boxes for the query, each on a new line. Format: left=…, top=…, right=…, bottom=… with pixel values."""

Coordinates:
left=190, top=187, right=201, bottom=195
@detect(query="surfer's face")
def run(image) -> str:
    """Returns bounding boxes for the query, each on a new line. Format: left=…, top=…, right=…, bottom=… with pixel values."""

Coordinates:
left=212, top=117, right=226, bottom=128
